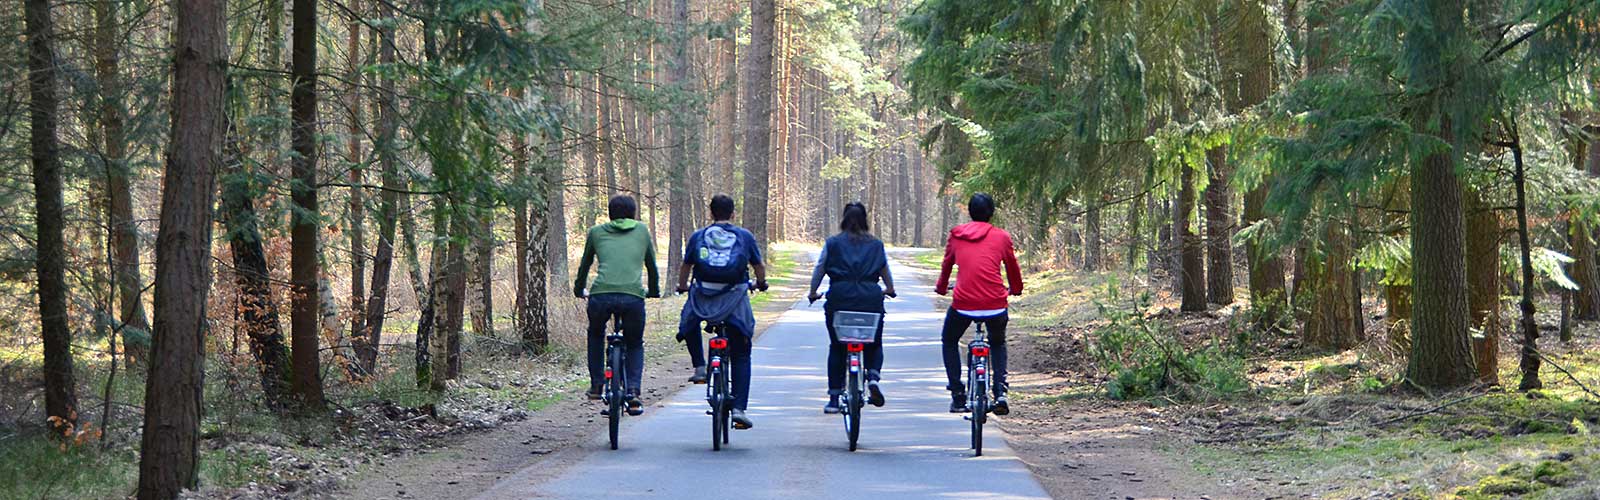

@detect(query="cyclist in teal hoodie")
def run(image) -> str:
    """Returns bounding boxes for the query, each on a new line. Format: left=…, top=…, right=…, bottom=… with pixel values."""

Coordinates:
left=574, top=195, right=661, bottom=415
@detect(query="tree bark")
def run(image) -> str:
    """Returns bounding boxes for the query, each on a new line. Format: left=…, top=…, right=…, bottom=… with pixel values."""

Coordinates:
left=1303, top=220, right=1360, bottom=349
left=289, top=0, right=326, bottom=411
left=26, top=0, right=78, bottom=436
left=345, top=0, right=368, bottom=364
left=741, top=0, right=775, bottom=254
left=94, top=0, right=150, bottom=363
left=519, top=125, right=552, bottom=354
left=1403, top=0, right=1476, bottom=391
left=1464, top=188, right=1500, bottom=385
left=1204, top=148, right=1234, bottom=304
left=1084, top=202, right=1103, bottom=271
left=358, top=2, right=399, bottom=373
left=1571, top=133, right=1600, bottom=319
left=138, top=0, right=224, bottom=495
left=221, top=132, right=293, bottom=410
left=1179, top=163, right=1207, bottom=311
left=469, top=213, right=493, bottom=339
left=1509, top=137, right=1541, bottom=390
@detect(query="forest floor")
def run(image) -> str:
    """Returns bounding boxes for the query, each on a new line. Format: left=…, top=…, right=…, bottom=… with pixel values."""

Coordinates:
left=0, top=244, right=808, bottom=500
left=908, top=253, right=1600, bottom=500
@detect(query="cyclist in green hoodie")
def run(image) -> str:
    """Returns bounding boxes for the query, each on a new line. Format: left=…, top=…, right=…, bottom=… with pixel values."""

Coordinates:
left=574, top=195, right=661, bottom=415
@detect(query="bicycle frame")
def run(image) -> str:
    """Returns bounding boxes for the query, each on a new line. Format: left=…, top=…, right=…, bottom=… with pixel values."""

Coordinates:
left=602, top=316, right=627, bottom=450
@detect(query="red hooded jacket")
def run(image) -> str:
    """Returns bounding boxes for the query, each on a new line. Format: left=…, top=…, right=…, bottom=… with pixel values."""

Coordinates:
left=934, top=222, right=1024, bottom=311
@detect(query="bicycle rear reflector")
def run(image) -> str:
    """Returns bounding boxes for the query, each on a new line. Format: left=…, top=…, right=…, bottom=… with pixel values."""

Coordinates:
left=971, top=346, right=990, bottom=357
left=710, top=338, right=728, bottom=349
left=604, top=369, right=613, bottom=379
left=847, top=343, right=865, bottom=352
left=710, top=359, right=722, bottom=368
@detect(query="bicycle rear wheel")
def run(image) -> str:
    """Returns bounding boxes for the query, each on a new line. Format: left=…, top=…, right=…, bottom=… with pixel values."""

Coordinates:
left=608, top=345, right=624, bottom=450
left=846, top=370, right=862, bottom=452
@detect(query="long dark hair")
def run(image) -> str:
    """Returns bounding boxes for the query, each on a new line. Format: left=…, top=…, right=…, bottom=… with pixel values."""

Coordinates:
left=840, top=202, right=871, bottom=237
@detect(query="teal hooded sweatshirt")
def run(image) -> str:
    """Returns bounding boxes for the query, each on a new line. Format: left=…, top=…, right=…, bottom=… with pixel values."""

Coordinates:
left=573, top=218, right=661, bottom=298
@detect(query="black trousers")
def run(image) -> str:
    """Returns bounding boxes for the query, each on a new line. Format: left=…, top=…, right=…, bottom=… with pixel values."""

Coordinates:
left=939, top=308, right=1008, bottom=397
left=586, top=293, right=646, bottom=394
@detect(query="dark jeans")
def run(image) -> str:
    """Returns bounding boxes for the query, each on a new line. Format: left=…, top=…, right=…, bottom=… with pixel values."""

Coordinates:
left=587, top=293, right=646, bottom=395
left=825, top=309, right=884, bottom=395
left=680, top=316, right=754, bottom=411
left=940, top=309, right=1008, bottom=397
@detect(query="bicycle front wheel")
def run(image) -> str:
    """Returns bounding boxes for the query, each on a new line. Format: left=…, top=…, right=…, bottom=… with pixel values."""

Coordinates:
left=970, top=388, right=987, bottom=456
left=846, top=370, right=862, bottom=451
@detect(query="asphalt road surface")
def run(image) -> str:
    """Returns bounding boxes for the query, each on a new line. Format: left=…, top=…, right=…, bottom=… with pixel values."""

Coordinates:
left=478, top=254, right=1050, bottom=499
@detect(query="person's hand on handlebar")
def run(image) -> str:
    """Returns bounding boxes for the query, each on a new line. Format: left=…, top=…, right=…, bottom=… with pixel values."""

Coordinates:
left=755, top=280, right=769, bottom=292
left=675, top=285, right=690, bottom=295
left=883, top=288, right=897, bottom=299
left=574, top=289, right=588, bottom=299
left=807, top=291, right=823, bottom=304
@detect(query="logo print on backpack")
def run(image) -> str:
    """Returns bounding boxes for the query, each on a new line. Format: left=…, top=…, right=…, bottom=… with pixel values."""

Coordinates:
left=696, top=225, right=747, bottom=282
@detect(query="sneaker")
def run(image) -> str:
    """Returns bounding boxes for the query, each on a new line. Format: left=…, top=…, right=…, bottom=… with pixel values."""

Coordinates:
left=867, top=382, right=886, bottom=407
left=688, top=366, right=708, bottom=384
left=731, top=409, right=754, bottom=429
left=585, top=386, right=602, bottom=401
left=626, top=395, right=645, bottom=416
left=949, top=393, right=968, bottom=413
left=992, top=394, right=1010, bottom=416
left=823, top=394, right=842, bottom=414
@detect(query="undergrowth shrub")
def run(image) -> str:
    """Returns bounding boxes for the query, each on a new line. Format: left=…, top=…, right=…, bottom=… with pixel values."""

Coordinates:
left=1088, top=278, right=1248, bottom=401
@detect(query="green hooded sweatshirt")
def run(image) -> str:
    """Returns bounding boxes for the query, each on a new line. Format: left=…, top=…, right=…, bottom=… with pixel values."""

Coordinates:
left=573, top=218, right=661, bottom=298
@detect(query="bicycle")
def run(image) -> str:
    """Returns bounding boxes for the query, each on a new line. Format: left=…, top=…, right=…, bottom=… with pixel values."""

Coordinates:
left=964, top=320, right=993, bottom=456
left=833, top=310, right=879, bottom=452
left=593, top=311, right=636, bottom=450
left=810, top=290, right=893, bottom=452
left=703, top=320, right=733, bottom=451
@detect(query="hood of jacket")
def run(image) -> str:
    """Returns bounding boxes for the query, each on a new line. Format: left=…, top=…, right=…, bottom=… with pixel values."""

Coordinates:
left=951, top=222, right=994, bottom=242
left=604, top=218, right=641, bottom=233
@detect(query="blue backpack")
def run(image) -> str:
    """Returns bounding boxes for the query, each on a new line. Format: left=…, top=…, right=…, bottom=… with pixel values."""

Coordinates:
left=694, top=224, right=749, bottom=283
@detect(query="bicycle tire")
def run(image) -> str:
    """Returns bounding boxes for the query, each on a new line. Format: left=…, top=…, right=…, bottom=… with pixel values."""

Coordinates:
left=720, top=371, right=732, bottom=444
left=711, top=367, right=726, bottom=451
left=846, top=369, right=862, bottom=452
left=971, top=388, right=987, bottom=456
left=608, top=344, right=624, bottom=450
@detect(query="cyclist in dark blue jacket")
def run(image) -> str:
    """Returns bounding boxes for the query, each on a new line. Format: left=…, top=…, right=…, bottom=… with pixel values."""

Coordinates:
left=807, top=202, right=896, bottom=414
left=675, top=194, right=768, bottom=430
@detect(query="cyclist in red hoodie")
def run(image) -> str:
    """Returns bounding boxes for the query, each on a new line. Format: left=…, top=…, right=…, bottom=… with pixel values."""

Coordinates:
left=934, top=193, right=1023, bottom=414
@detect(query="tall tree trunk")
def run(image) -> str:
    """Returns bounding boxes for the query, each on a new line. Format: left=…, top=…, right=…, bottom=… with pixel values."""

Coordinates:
left=1570, top=132, right=1600, bottom=319
left=138, top=0, right=224, bottom=495
left=1403, top=0, right=1476, bottom=391
left=1225, top=0, right=1286, bottom=319
left=95, top=0, right=149, bottom=362
left=519, top=124, right=552, bottom=354
left=666, top=0, right=692, bottom=267
left=1509, top=136, right=1541, bottom=390
left=221, top=129, right=293, bottom=410
left=469, top=214, right=493, bottom=338
left=719, top=4, right=739, bottom=197
left=1465, top=189, right=1500, bottom=385
left=741, top=0, right=775, bottom=254
left=1084, top=203, right=1103, bottom=271
left=289, top=0, right=326, bottom=411
left=1179, top=163, right=1207, bottom=311
left=345, top=0, right=368, bottom=363
left=582, top=74, right=600, bottom=226
left=358, top=2, right=399, bottom=373
left=26, top=0, right=78, bottom=436
left=1303, top=221, right=1360, bottom=349
left=1204, top=148, right=1234, bottom=304
left=431, top=211, right=469, bottom=388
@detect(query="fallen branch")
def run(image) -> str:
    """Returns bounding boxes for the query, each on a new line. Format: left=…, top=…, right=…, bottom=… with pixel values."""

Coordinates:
left=1535, top=351, right=1600, bottom=399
